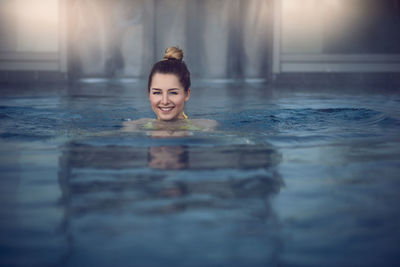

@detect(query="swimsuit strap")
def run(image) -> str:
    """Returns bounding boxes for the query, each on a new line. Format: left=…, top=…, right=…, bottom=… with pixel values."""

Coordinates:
left=182, top=112, right=188, bottom=119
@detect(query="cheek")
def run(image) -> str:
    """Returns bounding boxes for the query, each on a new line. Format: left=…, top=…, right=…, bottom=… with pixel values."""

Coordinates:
left=175, top=96, right=186, bottom=107
left=149, top=96, right=158, bottom=106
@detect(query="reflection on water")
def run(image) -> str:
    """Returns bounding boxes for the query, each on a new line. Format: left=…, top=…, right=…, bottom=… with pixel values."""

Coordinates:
left=56, top=139, right=283, bottom=266
left=148, top=146, right=189, bottom=170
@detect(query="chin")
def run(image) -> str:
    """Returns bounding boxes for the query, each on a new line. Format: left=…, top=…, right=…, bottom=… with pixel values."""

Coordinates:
left=158, top=114, right=178, bottom=121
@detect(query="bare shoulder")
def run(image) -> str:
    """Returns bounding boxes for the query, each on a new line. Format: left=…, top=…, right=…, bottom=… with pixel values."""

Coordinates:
left=191, top=119, right=219, bottom=131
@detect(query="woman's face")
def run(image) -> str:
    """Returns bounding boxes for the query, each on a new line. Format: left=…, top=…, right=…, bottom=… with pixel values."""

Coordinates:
left=149, top=73, right=190, bottom=121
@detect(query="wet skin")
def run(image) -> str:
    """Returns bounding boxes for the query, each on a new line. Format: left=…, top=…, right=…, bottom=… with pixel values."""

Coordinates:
left=122, top=72, right=218, bottom=136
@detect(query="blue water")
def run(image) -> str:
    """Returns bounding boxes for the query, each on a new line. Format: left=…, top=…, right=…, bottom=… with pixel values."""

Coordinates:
left=1, top=81, right=400, bottom=267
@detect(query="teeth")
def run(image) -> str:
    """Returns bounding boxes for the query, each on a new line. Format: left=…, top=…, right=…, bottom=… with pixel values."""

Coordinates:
left=160, top=107, right=173, bottom=111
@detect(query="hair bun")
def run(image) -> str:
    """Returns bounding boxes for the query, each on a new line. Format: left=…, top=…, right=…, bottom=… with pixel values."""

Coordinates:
left=163, top=46, right=183, bottom=61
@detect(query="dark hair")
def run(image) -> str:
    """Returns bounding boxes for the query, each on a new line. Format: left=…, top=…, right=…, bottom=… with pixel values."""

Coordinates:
left=147, top=47, right=191, bottom=93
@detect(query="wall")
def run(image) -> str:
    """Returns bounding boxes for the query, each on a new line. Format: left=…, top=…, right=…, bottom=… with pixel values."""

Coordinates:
left=274, top=0, right=400, bottom=74
left=68, top=0, right=273, bottom=79
left=0, top=0, right=66, bottom=75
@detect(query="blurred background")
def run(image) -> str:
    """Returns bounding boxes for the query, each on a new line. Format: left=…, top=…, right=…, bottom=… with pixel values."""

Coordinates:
left=0, top=0, right=399, bottom=83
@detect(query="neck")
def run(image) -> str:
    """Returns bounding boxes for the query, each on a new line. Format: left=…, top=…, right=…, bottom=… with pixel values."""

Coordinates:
left=157, top=112, right=187, bottom=121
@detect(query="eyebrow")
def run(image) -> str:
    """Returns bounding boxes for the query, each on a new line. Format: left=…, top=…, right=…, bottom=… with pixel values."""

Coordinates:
left=151, top=88, right=181, bottom=91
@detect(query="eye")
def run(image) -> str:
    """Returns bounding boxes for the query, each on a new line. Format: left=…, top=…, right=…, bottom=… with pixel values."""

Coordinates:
left=152, top=91, right=161, bottom=95
left=169, top=91, right=178, bottom=95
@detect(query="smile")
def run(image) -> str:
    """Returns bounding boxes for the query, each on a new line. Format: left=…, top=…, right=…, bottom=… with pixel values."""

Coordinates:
left=159, top=106, right=174, bottom=112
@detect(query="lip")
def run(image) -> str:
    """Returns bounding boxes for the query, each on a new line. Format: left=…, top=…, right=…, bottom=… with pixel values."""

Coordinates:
left=158, top=106, right=175, bottom=113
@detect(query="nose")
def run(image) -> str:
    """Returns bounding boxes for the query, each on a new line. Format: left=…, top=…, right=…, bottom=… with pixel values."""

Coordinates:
left=161, top=92, right=169, bottom=105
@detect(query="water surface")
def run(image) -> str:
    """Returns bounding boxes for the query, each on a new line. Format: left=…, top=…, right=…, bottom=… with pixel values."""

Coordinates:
left=1, top=81, right=399, bottom=267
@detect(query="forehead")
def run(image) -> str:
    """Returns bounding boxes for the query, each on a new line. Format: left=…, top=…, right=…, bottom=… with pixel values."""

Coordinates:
left=151, top=73, right=183, bottom=90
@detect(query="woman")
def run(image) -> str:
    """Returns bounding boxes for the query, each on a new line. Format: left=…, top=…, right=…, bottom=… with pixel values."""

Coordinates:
left=123, top=46, right=218, bottom=136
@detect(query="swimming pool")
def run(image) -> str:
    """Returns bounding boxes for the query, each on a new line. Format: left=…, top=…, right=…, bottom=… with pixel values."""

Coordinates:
left=1, top=81, right=399, bottom=267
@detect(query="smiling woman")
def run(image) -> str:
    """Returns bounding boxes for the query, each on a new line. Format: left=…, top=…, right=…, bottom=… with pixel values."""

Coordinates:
left=123, top=46, right=218, bottom=135
left=149, top=72, right=190, bottom=121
